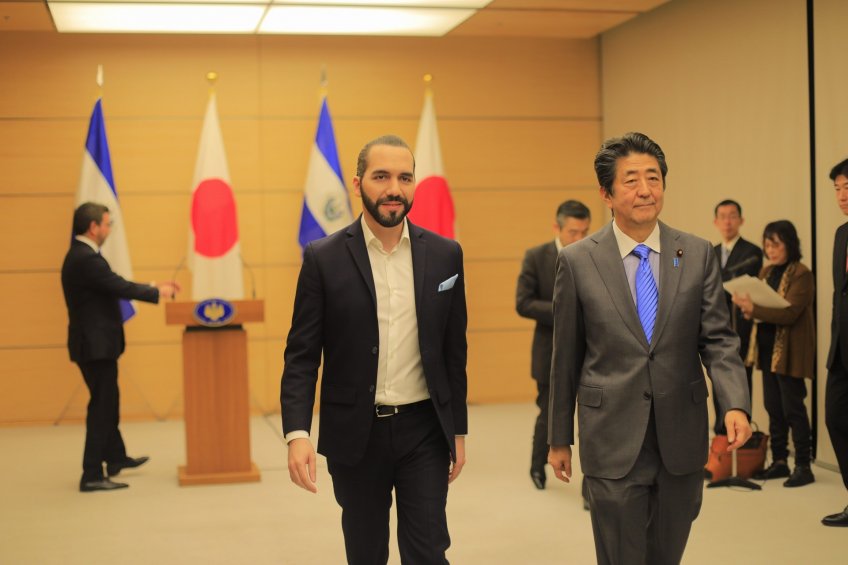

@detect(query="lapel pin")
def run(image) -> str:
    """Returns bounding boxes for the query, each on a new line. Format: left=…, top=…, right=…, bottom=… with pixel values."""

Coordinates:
left=674, top=249, right=683, bottom=268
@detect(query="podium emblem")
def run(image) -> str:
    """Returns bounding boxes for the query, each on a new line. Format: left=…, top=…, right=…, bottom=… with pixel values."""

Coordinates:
left=193, top=298, right=236, bottom=327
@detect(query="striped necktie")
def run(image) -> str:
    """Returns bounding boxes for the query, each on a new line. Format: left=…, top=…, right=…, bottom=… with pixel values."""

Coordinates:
left=633, top=244, right=658, bottom=343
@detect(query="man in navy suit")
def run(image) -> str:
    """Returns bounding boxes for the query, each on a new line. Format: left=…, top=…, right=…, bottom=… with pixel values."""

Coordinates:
left=711, top=199, right=762, bottom=436
left=516, top=199, right=590, bottom=490
left=62, top=202, right=179, bottom=492
left=281, top=135, right=468, bottom=564
left=823, top=158, right=848, bottom=527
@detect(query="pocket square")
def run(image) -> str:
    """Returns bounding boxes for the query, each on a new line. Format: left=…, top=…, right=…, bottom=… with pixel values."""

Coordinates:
left=438, top=274, right=458, bottom=292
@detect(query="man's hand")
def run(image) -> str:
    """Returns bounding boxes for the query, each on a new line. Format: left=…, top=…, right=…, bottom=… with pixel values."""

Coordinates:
left=156, top=281, right=181, bottom=300
left=548, top=445, right=572, bottom=483
left=724, top=409, right=753, bottom=451
left=287, top=438, right=318, bottom=493
left=449, top=436, right=466, bottom=484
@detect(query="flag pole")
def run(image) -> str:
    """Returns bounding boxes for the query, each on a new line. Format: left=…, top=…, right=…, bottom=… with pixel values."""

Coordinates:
left=423, top=72, right=433, bottom=97
left=319, top=65, right=328, bottom=100
left=96, top=64, right=103, bottom=97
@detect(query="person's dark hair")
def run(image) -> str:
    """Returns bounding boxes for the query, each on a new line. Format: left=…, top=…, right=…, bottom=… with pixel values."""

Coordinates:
left=714, top=199, right=742, bottom=217
left=830, top=158, right=848, bottom=181
left=555, top=200, right=590, bottom=228
left=594, top=132, right=668, bottom=196
left=73, top=202, right=109, bottom=236
left=763, top=220, right=802, bottom=263
left=356, top=135, right=415, bottom=178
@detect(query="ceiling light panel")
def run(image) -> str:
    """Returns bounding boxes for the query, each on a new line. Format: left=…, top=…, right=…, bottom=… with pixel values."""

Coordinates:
left=260, top=5, right=476, bottom=36
left=49, top=3, right=266, bottom=33
left=273, top=0, right=491, bottom=7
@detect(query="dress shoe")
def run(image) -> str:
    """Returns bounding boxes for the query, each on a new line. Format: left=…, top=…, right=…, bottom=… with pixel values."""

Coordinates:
left=783, top=465, right=815, bottom=487
left=822, top=506, right=848, bottom=527
left=752, top=460, right=790, bottom=480
left=530, top=470, right=546, bottom=490
left=80, top=478, right=129, bottom=492
left=107, top=456, right=149, bottom=477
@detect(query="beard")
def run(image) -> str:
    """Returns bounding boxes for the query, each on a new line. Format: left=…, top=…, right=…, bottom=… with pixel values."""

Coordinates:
left=360, top=190, right=412, bottom=228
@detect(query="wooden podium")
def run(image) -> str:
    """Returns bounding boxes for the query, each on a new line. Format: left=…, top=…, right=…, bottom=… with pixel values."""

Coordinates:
left=165, top=300, right=264, bottom=486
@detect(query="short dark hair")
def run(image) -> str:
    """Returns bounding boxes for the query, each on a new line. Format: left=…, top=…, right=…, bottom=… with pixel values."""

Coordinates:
left=556, top=200, right=590, bottom=228
left=73, top=202, right=109, bottom=236
left=714, top=199, right=742, bottom=217
left=830, top=158, right=848, bottom=181
left=356, top=135, right=415, bottom=179
left=763, top=220, right=802, bottom=263
left=594, top=132, right=668, bottom=196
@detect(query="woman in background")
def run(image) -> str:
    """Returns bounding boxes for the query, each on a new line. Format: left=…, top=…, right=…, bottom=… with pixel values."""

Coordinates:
left=733, top=220, right=816, bottom=487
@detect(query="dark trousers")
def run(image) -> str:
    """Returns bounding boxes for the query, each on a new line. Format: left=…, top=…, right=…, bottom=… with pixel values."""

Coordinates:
left=760, top=364, right=811, bottom=467
left=531, top=380, right=549, bottom=472
left=78, top=360, right=127, bottom=481
left=327, top=402, right=451, bottom=565
left=712, top=365, right=753, bottom=435
left=584, top=412, right=702, bottom=565
left=826, top=352, right=848, bottom=490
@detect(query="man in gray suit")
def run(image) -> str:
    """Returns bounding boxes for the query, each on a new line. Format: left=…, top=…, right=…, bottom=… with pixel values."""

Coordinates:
left=548, top=132, right=752, bottom=565
left=516, top=200, right=590, bottom=490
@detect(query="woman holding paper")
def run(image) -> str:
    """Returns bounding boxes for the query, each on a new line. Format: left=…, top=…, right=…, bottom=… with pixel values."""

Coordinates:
left=733, top=220, right=816, bottom=487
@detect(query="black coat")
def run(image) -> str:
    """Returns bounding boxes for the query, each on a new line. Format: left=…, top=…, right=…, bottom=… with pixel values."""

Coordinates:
left=714, top=237, right=763, bottom=355
left=516, top=241, right=557, bottom=383
left=828, top=222, right=848, bottom=368
left=280, top=218, right=468, bottom=466
left=61, top=239, right=159, bottom=363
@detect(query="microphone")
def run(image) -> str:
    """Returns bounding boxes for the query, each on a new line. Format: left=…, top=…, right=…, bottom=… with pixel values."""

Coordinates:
left=168, top=256, right=185, bottom=300
left=724, top=255, right=760, bottom=275
left=239, top=253, right=257, bottom=299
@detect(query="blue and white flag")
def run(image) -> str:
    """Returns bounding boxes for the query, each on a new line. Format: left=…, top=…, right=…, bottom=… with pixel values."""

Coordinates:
left=298, top=97, right=353, bottom=249
left=75, top=99, right=136, bottom=322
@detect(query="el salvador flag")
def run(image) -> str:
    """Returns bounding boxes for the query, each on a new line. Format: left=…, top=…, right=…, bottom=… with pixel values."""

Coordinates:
left=298, top=97, right=353, bottom=249
left=75, top=99, right=136, bottom=322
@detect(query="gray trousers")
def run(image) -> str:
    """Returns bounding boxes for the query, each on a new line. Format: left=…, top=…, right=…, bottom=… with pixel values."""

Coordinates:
left=584, top=412, right=703, bottom=565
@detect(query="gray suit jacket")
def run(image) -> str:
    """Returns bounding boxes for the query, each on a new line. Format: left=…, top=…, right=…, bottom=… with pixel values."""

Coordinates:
left=549, top=221, right=750, bottom=479
left=516, top=241, right=557, bottom=383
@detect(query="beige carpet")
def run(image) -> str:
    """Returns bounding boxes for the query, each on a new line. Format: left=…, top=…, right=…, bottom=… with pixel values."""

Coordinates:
left=0, top=403, right=844, bottom=564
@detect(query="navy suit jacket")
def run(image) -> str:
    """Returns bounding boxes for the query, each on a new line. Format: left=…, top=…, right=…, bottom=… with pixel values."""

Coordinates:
left=61, top=239, right=159, bottom=363
left=280, top=218, right=468, bottom=466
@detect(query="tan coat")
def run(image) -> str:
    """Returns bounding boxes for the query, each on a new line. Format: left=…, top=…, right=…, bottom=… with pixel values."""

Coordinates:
left=745, top=262, right=816, bottom=379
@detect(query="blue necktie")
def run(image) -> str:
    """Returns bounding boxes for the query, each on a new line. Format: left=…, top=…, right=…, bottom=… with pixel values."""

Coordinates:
left=633, top=244, right=658, bottom=343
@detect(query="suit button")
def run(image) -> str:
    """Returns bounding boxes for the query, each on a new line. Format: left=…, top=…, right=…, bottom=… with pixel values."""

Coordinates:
left=369, top=385, right=375, bottom=393
left=643, top=391, right=652, bottom=400
left=649, top=353, right=654, bottom=360
left=371, top=346, right=378, bottom=355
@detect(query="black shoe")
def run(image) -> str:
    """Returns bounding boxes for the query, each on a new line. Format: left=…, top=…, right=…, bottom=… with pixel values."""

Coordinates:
left=783, top=466, right=815, bottom=487
left=822, top=506, right=848, bottom=527
left=107, top=456, right=149, bottom=477
left=80, top=478, right=129, bottom=492
left=752, top=460, right=790, bottom=480
left=530, top=470, right=546, bottom=490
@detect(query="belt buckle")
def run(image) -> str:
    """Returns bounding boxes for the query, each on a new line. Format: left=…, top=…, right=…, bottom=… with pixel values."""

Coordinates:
left=376, top=405, right=398, bottom=418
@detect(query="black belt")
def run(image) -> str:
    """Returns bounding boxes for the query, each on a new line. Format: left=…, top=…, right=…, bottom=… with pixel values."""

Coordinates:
left=375, top=399, right=430, bottom=418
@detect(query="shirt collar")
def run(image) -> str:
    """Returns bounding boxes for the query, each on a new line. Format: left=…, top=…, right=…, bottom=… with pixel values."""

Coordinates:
left=554, top=237, right=563, bottom=252
left=361, top=215, right=410, bottom=253
left=75, top=235, right=100, bottom=253
left=722, top=234, right=741, bottom=251
left=611, top=220, right=661, bottom=258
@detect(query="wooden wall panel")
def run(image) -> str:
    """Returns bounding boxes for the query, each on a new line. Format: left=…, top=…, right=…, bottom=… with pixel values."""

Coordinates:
left=0, top=31, right=600, bottom=424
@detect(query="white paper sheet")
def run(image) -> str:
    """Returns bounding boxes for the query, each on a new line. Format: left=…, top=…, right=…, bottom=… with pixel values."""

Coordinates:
left=723, top=275, right=790, bottom=308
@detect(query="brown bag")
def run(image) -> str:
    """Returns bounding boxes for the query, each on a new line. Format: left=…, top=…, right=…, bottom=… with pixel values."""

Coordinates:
left=705, top=429, right=769, bottom=481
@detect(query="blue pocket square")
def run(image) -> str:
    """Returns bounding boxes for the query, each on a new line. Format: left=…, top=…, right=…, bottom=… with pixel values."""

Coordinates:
left=438, top=274, right=458, bottom=292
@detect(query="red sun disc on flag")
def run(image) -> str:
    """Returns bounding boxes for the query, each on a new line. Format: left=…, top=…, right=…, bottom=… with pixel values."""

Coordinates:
left=191, top=178, right=239, bottom=258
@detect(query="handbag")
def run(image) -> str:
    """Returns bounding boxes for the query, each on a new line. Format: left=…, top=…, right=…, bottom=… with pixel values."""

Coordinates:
left=705, top=425, right=769, bottom=482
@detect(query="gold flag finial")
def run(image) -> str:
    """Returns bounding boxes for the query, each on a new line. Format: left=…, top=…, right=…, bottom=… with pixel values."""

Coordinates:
left=423, top=73, right=434, bottom=97
left=207, top=71, right=218, bottom=95
left=319, top=65, right=328, bottom=99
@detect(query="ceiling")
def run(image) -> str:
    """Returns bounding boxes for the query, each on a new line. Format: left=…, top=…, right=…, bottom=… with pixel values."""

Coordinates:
left=0, top=0, right=671, bottom=37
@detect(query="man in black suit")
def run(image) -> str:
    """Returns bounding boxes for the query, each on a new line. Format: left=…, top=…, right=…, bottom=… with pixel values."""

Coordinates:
left=516, top=199, right=590, bottom=490
left=712, top=199, right=762, bottom=435
left=281, top=135, right=468, bottom=564
left=62, top=202, right=180, bottom=492
left=824, top=158, right=848, bottom=527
